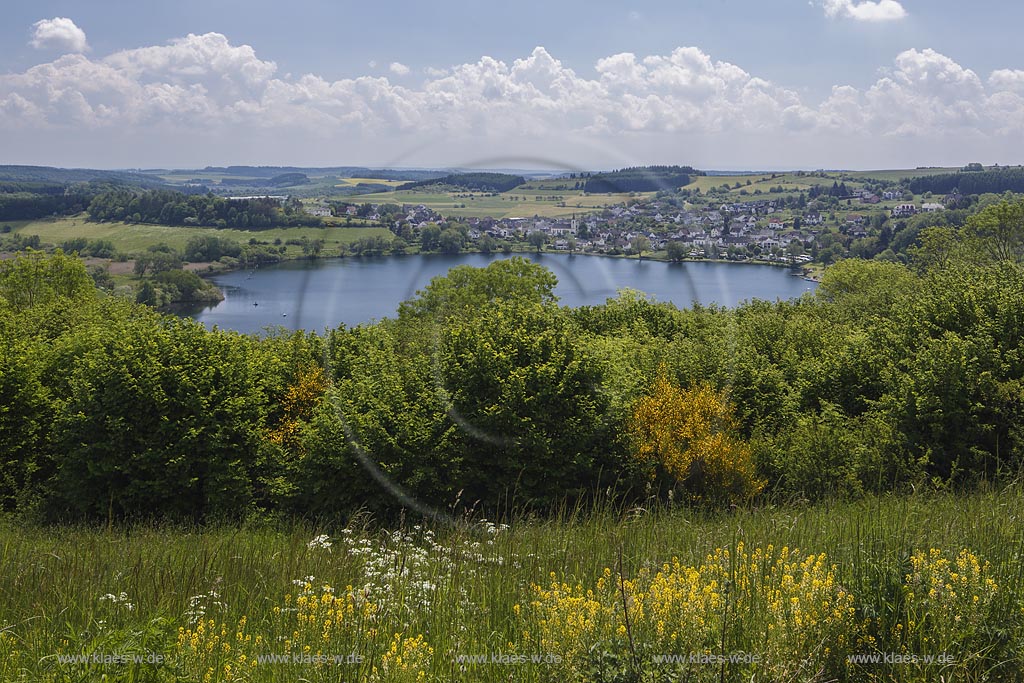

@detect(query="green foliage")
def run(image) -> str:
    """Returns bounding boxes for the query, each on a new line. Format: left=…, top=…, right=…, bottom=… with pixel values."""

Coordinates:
left=87, top=189, right=324, bottom=228
left=437, top=300, right=617, bottom=509
left=61, top=237, right=118, bottom=258
left=817, top=258, right=918, bottom=322
left=665, top=240, right=687, bottom=261
left=42, top=305, right=275, bottom=521
left=3, top=248, right=1024, bottom=521
left=0, top=248, right=94, bottom=311
left=438, top=227, right=464, bottom=254
left=183, top=234, right=243, bottom=262
left=397, top=257, right=557, bottom=321
left=148, top=269, right=221, bottom=303
left=963, top=198, right=1024, bottom=263
left=418, top=222, right=441, bottom=251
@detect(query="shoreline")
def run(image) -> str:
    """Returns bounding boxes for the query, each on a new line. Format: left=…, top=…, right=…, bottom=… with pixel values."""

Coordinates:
left=194, top=247, right=813, bottom=281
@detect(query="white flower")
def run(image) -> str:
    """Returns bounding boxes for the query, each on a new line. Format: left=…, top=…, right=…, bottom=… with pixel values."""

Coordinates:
left=308, top=534, right=332, bottom=550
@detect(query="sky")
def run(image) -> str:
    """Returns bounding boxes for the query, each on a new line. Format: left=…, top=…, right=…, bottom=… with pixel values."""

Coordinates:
left=0, top=0, right=1022, bottom=171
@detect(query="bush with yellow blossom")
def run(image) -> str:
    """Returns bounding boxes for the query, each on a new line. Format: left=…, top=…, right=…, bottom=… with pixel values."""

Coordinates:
left=630, top=368, right=764, bottom=505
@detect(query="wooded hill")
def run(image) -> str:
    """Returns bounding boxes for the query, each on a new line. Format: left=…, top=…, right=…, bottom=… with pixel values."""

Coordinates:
left=906, top=166, right=1024, bottom=195
left=396, top=172, right=526, bottom=193
left=583, top=165, right=703, bottom=193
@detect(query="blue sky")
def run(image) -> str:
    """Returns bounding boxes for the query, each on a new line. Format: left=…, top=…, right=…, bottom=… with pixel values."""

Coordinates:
left=1, top=0, right=1022, bottom=170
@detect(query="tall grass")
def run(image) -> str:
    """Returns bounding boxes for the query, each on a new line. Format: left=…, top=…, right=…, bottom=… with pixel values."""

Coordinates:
left=2, top=488, right=1023, bottom=682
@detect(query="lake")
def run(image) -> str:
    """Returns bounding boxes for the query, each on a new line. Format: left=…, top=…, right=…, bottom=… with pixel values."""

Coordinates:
left=184, top=253, right=817, bottom=333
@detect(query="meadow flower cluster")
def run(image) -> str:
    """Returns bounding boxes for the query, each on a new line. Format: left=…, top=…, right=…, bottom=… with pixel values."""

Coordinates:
left=6, top=508, right=1023, bottom=683
left=377, top=632, right=434, bottom=683
left=167, top=527, right=512, bottom=681
left=525, top=543, right=858, bottom=680
left=186, top=589, right=227, bottom=626
left=176, top=615, right=258, bottom=682
left=98, top=591, right=135, bottom=612
left=894, top=548, right=1001, bottom=668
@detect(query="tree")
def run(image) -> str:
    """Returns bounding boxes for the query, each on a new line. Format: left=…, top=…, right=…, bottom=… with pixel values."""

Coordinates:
left=439, top=227, right=465, bottom=254
left=419, top=223, right=441, bottom=251
left=963, top=198, right=1024, bottom=263
left=302, top=238, right=324, bottom=258
left=528, top=231, right=547, bottom=253
left=631, top=235, right=651, bottom=260
left=0, top=249, right=94, bottom=311
left=398, top=257, right=558, bottom=321
left=666, top=241, right=687, bottom=262
left=46, top=310, right=274, bottom=521
left=478, top=234, right=497, bottom=255
left=185, top=235, right=242, bottom=262
left=817, top=258, right=917, bottom=323
left=437, top=300, right=616, bottom=510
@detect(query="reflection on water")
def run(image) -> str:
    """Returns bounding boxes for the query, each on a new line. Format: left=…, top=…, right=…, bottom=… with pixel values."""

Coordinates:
left=183, top=253, right=817, bottom=334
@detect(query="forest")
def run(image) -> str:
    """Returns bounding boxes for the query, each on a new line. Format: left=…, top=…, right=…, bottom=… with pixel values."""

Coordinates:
left=0, top=189, right=96, bottom=221
left=86, top=189, right=324, bottom=228
left=583, top=166, right=702, bottom=193
left=906, top=166, right=1024, bottom=195
left=1, top=198, right=1022, bottom=523
left=396, top=172, right=527, bottom=193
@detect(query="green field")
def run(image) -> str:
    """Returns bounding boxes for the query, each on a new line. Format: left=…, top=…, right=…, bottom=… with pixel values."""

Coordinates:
left=686, top=173, right=827, bottom=195
left=335, top=177, right=404, bottom=187
left=842, top=167, right=961, bottom=182
left=2, top=489, right=1022, bottom=682
left=349, top=186, right=647, bottom=219
left=7, top=216, right=393, bottom=256
left=687, top=167, right=965, bottom=195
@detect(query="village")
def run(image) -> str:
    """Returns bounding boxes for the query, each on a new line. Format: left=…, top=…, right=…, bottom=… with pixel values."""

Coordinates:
left=327, top=181, right=959, bottom=266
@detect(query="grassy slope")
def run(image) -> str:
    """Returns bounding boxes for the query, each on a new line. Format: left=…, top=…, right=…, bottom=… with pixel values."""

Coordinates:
left=1, top=489, right=1022, bottom=682
left=347, top=177, right=652, bottom=219
left=7, top=216, right=393, bottom=254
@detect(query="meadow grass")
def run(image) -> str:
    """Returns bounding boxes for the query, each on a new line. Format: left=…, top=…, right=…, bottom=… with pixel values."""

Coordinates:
left=6, top=216, right=393, bottom=255
left=335, top=178, right=405, bottom=187
left=346, top=187, right=644, bottom=219
left=2, top=488, right=1022, bottom=682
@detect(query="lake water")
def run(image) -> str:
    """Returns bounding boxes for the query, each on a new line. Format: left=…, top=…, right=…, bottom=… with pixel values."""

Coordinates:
left=184, top=254, right=817, bottom=334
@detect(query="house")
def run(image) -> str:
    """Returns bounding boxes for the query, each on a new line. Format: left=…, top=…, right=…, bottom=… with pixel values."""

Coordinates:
left=892, top=203, right=917, bottom=218
left=921, top=202, right=944, bottom=213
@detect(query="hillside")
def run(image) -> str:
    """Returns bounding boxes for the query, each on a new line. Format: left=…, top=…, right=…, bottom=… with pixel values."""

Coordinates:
left=396, top=172, right=526, bottom=193
left=583, top=165, right=703, bottom=193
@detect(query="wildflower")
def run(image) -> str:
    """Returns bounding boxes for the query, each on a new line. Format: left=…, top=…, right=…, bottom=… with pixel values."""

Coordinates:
left=308, top=534, right=333, bottom=550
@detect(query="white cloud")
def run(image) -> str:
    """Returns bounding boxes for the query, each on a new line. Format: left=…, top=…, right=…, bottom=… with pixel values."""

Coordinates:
left=30, top=17, right=89, bottom=53
left=989, top=69, right=1024, bottom=94
left=1, top=32, right=1021, bottom=168
left=389, top=62, right=410, bottom=76
left=821, top=0, right=907, bottom=22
